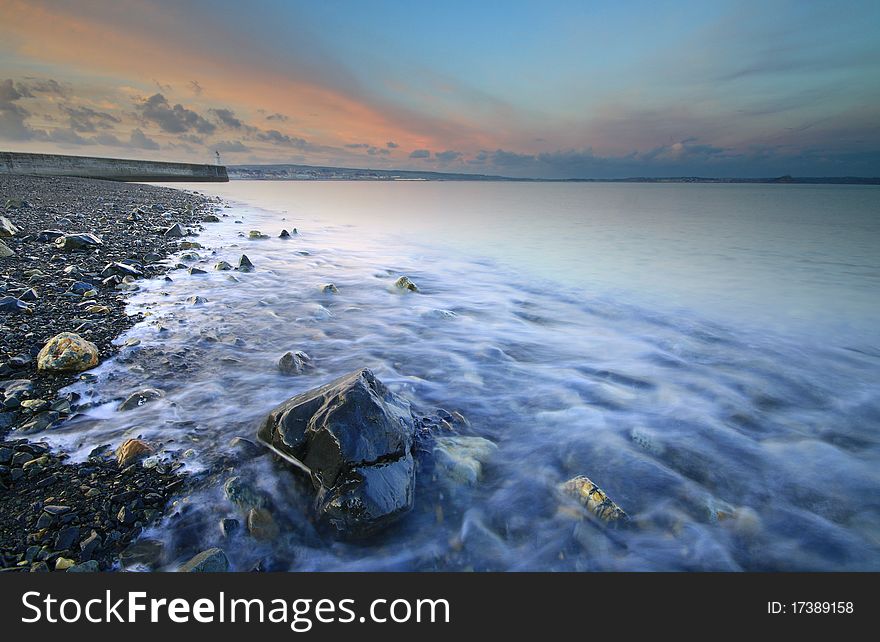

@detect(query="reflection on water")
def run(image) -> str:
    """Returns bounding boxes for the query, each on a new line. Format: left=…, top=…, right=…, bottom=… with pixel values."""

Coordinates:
left=44, top=182, right=880, bottom=571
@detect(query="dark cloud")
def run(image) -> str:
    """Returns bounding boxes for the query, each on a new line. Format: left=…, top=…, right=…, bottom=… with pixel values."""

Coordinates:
left=45, top=127, right=93, bottom=146
left=16, top=78, right=68, bottom=97
left=368, top=147, right=390, bottom=156
left=92, top=132, right=123, bottom=146
left=435, top=150, right=462, bottom=162
left=265, top=112, right=288, bottom=122
left=188, top=80, right=203, bottom=95
left=137, top=93, right=216, bottom=134
left=386, top=141, right=399, bottom=148
left=180, top=133, right=205, bottom=145
left=129, top=128, right=160, bottom=150
left=255, top=129, right=309, bottom=148
left=60, top=105, right=121, bottom=133
left=209, top=107, right=244, bottom=129
left=345, top=143, right=370, bottom=149
left=214, top=140, right=250, bottom=153
left=0, top=79, right=35, bottom=140
left=409, top=148, right=431, bottom=159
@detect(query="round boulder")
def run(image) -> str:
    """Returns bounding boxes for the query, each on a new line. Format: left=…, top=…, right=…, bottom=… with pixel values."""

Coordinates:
left=36, top=332, right=99, bottom=372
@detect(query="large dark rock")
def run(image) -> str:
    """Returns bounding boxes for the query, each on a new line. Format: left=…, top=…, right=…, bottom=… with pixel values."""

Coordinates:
left=258, top=368, right=416, bottom=536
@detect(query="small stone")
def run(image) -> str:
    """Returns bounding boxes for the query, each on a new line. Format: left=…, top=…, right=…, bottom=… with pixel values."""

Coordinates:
left=179, top=548, right=229, bottom=572
left=0, top=240, right=13, bottom=257
left=321, top=283, right=338, bottom=294
left=117, top=506, right=135, bottom=524
left=394, top=276, right=420, bottom=292
left=67, top=560, right=100, bottom=573
left=0, top=215, right=20, bottom=237
left=116, top=438, right=154, bottom=467
left=0, top=296, right=31, bottom=314
left=559, top=475, right=629, bottom=524
left=55, top=525, right=80, bottom=550
left=214, top=261, right=233, bottom=271
left=37, top=332, right=99, bottom=372
left=247, top=507, right=279, bottom=541
left=118, top=388, right=164, bottom=411
left=203, top=214, right=221, bottom=223
left=279, top=229, right=290, bottom=238
left=237, top=255, right=254, bottom=272
left=54, top=232, right=103, bottom=251
left=186, top=295, right=208, bottom=305
left=248, top=230, right=268, bottom=239
left=164, top=223, right=185, bottom=237
left=278, top=350, right=312, bottom=375
left=220, top=518, right=240, bottom=537
left=55, top=557, right=75, bottom=571
left=187, top=266, right=207, bottom=275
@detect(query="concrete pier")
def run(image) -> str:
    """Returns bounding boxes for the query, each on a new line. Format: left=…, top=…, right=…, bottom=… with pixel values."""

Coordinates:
left=0, top=151, right=228, bottom=182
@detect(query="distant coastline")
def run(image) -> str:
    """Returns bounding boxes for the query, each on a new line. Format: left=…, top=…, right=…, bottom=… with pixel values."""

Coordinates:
left=229, top=163, right=880, bottom=185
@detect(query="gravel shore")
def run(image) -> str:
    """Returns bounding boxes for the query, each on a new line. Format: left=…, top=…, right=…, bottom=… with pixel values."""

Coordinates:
left=0, top=174, right=217, bottom=571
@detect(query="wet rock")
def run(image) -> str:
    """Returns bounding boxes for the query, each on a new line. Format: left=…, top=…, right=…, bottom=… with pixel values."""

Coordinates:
left=36, top=229, right=65, bottom=243
left=224, top=476, right=269, bottom=510
left=248, top=230, right=269, bottom=239
left=278, top=350, right=312, bottom=375
left=55, top=557, right=75, bottom=571
left=0, top=215, right=19, bottom=237
left=228, top=436, right=262, bottom=458
left=54, top=232, right=103, bottom=251
left=164, top=223, right=185, bottom=237
left=67, top=560, right=100, bottom=573
left=179, top=548, right=229, bottom=572
left=214, top=260, right=233, bottom=271
left=237, top=254, right=254, bottom=272
left=68, top=281, right=95, bottom=295
left=394, top=276, right=420, bottom=292
left=187, top=266, right=207, bottom=275
left=258, top=368, right=417, bottom=536
left=19, top=288, right=38, bottom=302
left=203, top=214, right=221, bottom=223
left=433, top=436, right=497, bottom=487
left=247, top=507, right=280, bottom=540
left=0, top=240, right=14, bottom=257
left=0, top=296, right=31, bottom=314
left=36, top=332, right=99, bottom=372
left=559, top=475, right=629, bottom=524
left=116, top=438, right=154, bottom=467
left=186, top=295, right=208, bottom=305
left=118, top=388, right=164, bottom=411
left=279, top=229, right=290, bottom=238
left=321, top=283, right=338, bottom=294
left=220, top=517, right=240, bottom=537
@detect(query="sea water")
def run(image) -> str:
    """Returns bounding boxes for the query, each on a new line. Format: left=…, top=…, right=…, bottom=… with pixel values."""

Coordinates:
left=44, top=181, right=880, bottom=571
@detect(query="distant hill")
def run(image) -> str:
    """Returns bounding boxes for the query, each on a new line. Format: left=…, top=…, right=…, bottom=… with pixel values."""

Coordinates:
left=228, top=164, right=880, bottom=185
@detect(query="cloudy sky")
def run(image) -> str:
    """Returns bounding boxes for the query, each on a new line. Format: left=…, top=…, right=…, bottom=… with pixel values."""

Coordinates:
left=1, top=0, right=878, bottom=177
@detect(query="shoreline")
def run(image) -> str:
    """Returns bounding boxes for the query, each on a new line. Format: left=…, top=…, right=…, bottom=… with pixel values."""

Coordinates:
left=0, top=174, right=219, bottom=571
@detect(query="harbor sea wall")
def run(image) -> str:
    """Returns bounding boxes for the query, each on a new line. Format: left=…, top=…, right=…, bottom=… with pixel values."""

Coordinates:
left=0, top=151, right=228, bottom=182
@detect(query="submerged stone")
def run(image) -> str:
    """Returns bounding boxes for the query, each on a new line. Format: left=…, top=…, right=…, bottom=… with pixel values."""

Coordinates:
left=118, top=388, right=164, bottom=411
left=560, top=475, right=628, bottom=524
left=258, top=368, right=416, bottom=536
left=278, top=350, right=312, bottom=375
left=179, top=548, right=229, bottom=572
left=394, top=275, right=420, bottom=292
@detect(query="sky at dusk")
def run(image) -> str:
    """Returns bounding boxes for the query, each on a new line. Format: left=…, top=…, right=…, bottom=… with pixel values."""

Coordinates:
left=1, top=0, right=879, bottom=178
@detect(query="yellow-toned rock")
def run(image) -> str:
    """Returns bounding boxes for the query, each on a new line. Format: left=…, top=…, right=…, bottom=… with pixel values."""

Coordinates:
left=36, top=332, right=99, bottom=372
left=116, top=438, right=154, bottom=467
left=55, top=557, right=75, bottom=571
left=560, top=475, right=628, bottom=524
